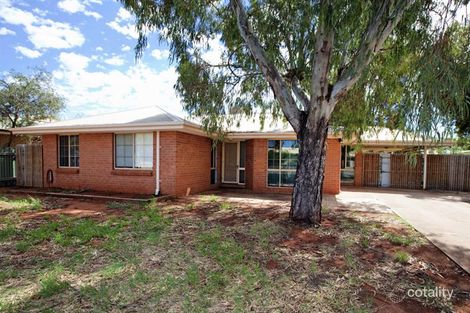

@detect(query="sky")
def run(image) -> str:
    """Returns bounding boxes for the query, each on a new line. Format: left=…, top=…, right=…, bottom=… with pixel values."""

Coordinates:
left=0, top=0, right=190, bottom=120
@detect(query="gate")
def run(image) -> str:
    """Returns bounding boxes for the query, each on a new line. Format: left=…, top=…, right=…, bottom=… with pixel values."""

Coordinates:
left=0, top=150, right=16, bottom=186
left=16, top=144, right=43, bottom=187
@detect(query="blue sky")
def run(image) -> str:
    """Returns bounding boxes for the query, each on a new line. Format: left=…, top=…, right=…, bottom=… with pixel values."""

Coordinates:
left=0, top=0, right=196, bottom=119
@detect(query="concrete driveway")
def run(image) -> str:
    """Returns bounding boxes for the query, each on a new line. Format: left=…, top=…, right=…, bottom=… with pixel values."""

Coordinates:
left=337, top=187, right=470, bottom=273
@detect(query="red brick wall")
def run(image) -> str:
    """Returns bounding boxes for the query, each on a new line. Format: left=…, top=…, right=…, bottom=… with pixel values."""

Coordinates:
left=173, top=132, right=220, bottom=196
left=245, top=138, right=341, bottom=195
left=42, top=133, right=156, bottom=194
left=43, top=131, right=222, bottom=196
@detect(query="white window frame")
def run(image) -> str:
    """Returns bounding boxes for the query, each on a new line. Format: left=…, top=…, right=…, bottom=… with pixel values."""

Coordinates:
left=114, top=132, right=153, bottom=170
left=58, top=134, right=79, bottom=168
left=267, top=140, right=298, bottom=187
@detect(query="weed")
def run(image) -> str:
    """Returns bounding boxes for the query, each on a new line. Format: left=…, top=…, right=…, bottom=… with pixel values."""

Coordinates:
left=203, top=195, right=219, bottom=203
left=394, top=251, right=411, bottom=264
left=219, top=202, right=232, bottom=210
left=384, top=233, right=413, bottom=246
left=185, top=203, right=196, bottom=210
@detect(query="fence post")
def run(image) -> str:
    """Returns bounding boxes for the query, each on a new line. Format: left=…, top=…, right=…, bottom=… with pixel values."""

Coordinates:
left=423, top=146, right=427, bottom=190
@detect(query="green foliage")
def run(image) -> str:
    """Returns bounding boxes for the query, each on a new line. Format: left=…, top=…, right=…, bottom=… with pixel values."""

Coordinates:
left=38, top=267, right=70, bottom=298
left=120, top=0, right=469, bottom=139
left=384, top=232, right=414, bottom=246
left=394, top=251, right=411, bottom=264
left=196, top=228, right=245, bottom=268
left=0, top=70, right=64, bottom=145
left=0, top=196, right=42, bottom=212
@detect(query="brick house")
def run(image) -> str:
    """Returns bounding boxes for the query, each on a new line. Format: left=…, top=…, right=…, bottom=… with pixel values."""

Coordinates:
left=11, top=106, right=342, bottom=196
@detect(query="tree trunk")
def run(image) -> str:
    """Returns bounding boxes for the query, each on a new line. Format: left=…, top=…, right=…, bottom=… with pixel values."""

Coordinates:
left=290, top=116, right=329, bottom=225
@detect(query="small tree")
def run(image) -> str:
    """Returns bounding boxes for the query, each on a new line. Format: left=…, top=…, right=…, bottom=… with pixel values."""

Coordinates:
left=120, top=0, right=469, bottom=224
left=0, top=70, right=64, bottom=147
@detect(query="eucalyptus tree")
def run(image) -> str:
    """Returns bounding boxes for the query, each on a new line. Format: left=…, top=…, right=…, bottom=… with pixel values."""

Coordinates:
left=120, top=0, right=469, bottom=224
left=0, top=70, right=64, bottom=147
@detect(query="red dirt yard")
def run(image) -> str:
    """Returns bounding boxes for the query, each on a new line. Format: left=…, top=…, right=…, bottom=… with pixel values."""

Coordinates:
left=0, top=189, right=469, bottom=312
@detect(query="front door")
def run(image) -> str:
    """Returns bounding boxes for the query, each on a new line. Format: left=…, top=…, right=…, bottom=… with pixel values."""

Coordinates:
left=224, top=143, right=238, bottom=182
left=223, top=141, right=246, bottom=184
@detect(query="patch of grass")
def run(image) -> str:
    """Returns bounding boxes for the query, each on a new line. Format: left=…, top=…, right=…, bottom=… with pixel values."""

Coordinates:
left=185, top=264, right=200, bottom=286
left=345, top=252, right=358, bottom=269
left=0, top=196, right=42, bottom=212
left=394, top=251, right=411, bottom=264
left=248, top=221, right=283, bottom=249
left=38, top=268, right=70, bottom=298
left=310, top=259, right=318, bottom=274
left=0, top=224, right=16, bottom=241
left=130, top=207, right=170, bottom=242
left=0, top=267, right=19, bottom=283
left=106, top=201, right=134, bottom=210
left=100, top=261, right=126, bottom=279
left=203, top=194, right=219, bottom=203
left=185, top=203, right=196, bottom=210
left=384, top=232, right=413, bottom=246
left=196, top=228, right=245, bottom=269
left=219, top=202, right=232, bottom=211
left=54, top=218, right=122, bottom=246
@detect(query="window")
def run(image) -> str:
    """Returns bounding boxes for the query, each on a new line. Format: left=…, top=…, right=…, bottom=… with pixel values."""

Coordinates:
left=210, top=142, right=217, bottom=184
left=341, top=145, right=355, bottom=183
left=59, top=135, right=79, bottom=167
left=267, top=140, right=299, bottom=187
left=115, top=133, right=153, bottom=169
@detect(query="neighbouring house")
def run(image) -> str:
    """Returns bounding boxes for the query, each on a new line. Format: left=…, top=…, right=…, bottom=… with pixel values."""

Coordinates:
left=10, top=106, right=341, bottom=196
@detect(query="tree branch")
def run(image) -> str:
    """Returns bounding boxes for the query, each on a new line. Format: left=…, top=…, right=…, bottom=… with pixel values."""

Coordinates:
left=310, top=0, right=335, bottom=119
left=330, top=0, right=413, bottom=108
left=230, top=0, right=301, bottom=133
left=291, top=77, right=310, bottom=111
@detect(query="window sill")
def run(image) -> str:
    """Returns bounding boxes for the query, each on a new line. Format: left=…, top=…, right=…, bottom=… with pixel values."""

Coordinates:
left=111, top=169, right=153, bottom=176
left=57, top=168, right=79, bottom=174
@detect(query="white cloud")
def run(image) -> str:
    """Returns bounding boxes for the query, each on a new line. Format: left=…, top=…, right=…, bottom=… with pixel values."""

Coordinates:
left=57, top=0, right=84, bottom=13
left=0, top=26, right=15, bottom=35
left=52, top=59, right=181, bottom=117
left=15, top=46, right=42, bottom=58
left=116, top=7, right=132, bottom=21
left=57, top=0, right=102, bottom=20
left=0, top=0, right=85, bottom=49
left=58, top=52, right=90, bottom=71
left=104, top=55, right=125, bottom=66
left=151, top=49, right=170, bottom=60
left=107, top=21, right=138, bottom=39
left=107, top=7, right=138, bottom=39
left=121, top=45, right=131, bottom=52
left=201, top=37, right=225, bottom=65
left=96, top=46, right=103, bottom=51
